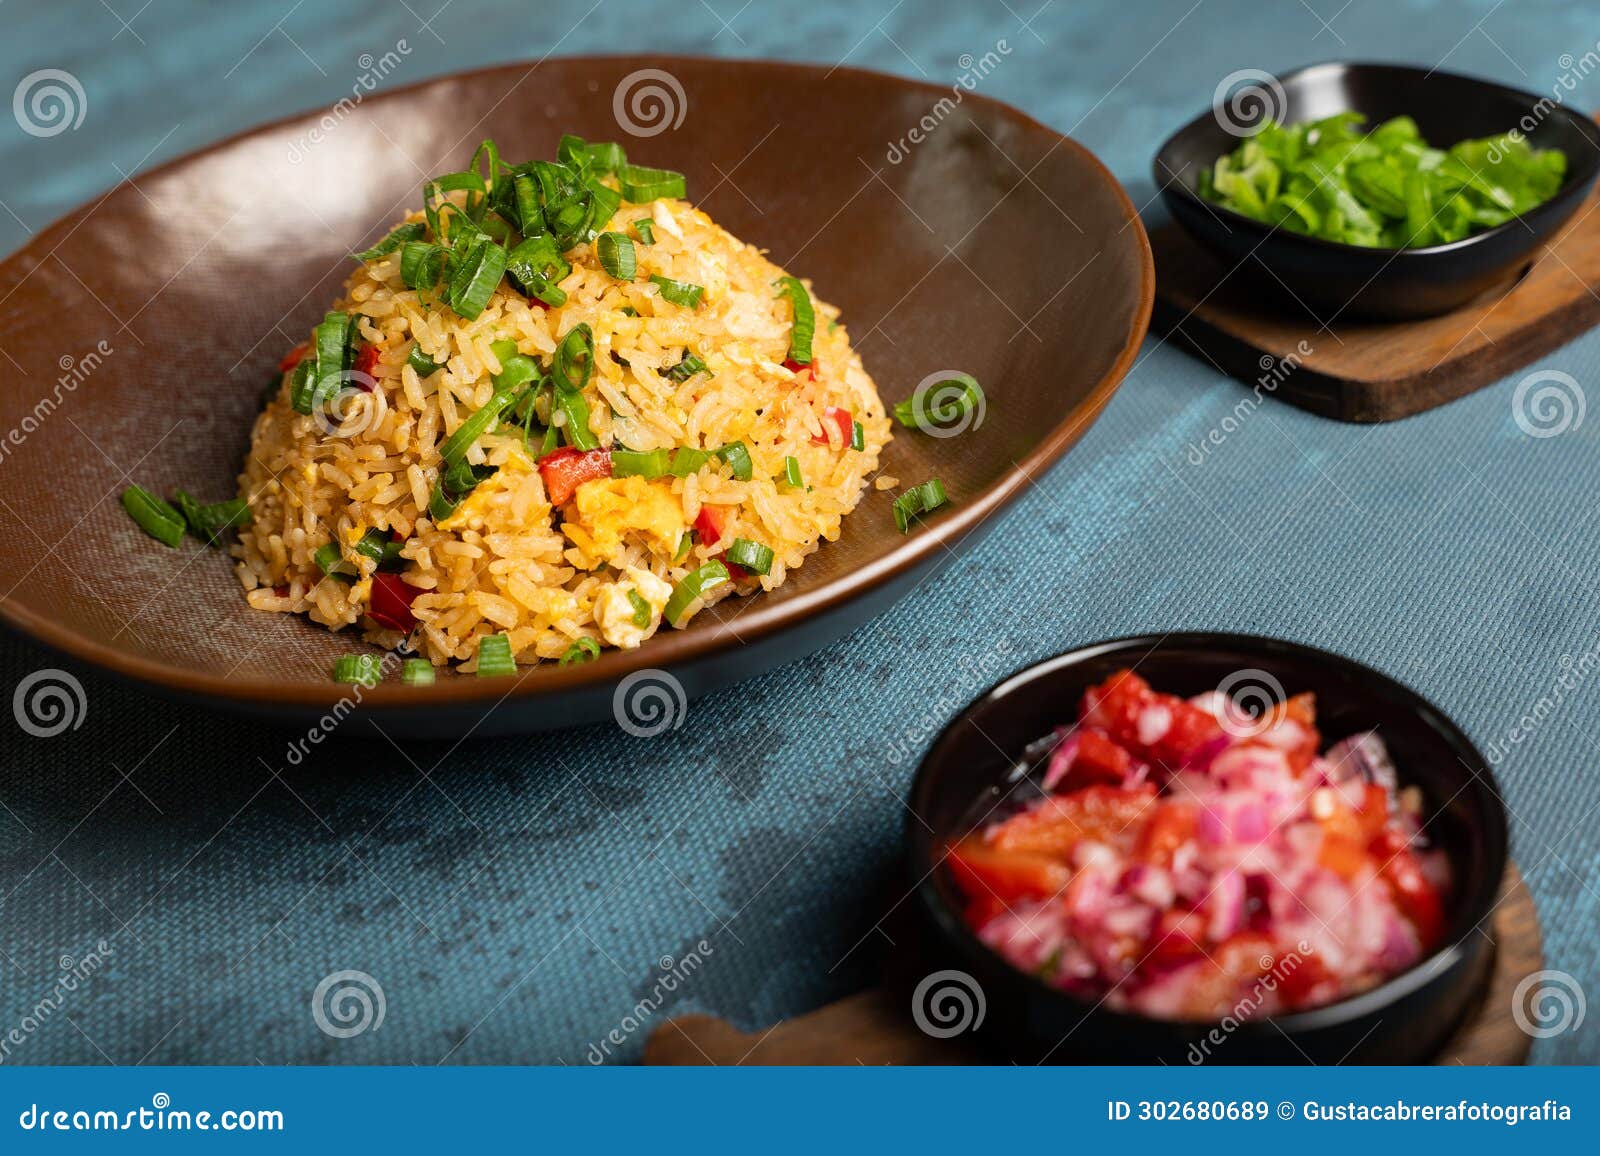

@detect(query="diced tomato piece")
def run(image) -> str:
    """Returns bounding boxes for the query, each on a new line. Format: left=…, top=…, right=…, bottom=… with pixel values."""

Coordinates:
left=368, top=573, right=418, bottom=633
left=1316, top=832, right=1371, bottom=881
left=1079, top=669, right=1224, bottom=769
left=278, top=341, right=310, bottom=372
left=947, top=837, right=1072, bottom=912
left=1143, top=908, right=1207, bottom=970
left=1136, top=802, right=1198, bottom=866
left=538, top=447, right=613, bottom=506
left=1274, top=952, right=1335, bottom=1011
left=1068, top=729, right=1134, bottom=787
left=352, top=343, right=381, bottom=386
left=1172, top=932, right=1275, bottom=1018
left=989, top=784, right=1156, bottom=857
left=1370, top=829, right=1445, bottom=948
left=810, top=406, right=853, bottom=446
left=694, top=504, right=730, bottom=548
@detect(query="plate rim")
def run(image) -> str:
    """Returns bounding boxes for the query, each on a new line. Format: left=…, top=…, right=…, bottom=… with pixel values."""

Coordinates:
left=0, top=53, right=1155, bottom=710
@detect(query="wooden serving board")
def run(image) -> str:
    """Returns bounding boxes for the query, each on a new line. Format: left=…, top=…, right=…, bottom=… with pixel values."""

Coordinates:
left=646, top=865, right=1540, bottom=1066
left=1150, top=182, right=1600, bottom=423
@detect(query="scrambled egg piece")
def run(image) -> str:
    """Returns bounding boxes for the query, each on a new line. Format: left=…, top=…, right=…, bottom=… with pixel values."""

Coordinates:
left=593, top=567, right=673, bottom=649
left=562, top=476, right=684, bottom=567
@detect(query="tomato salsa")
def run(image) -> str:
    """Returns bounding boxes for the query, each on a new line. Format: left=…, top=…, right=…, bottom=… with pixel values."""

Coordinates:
left=947, top=670, right=1450, bottom=1020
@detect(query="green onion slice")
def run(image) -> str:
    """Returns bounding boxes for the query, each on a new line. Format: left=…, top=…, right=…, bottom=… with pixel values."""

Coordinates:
left=626, top=589, right=652, bottom=628
left=664, top=560, right=730, bottom=627
left=311, top=311, right=355, bottom=409
left=559, top=637, right=601, bottom=666
left=663, top=352, right=709, bottom=383
left=553, top=323, right=595, bottom=393
left=892, top=372, right=984, bottom=432
left=597, top=232, right=637, bottom=280
left=438, top=387, right=518, bottom=469
left=332, top=654, right=384, bottom=687
left=714, top=442, right=753, bottom=481
left=611, top=448, right=671, bottom=479
left=650, top=275, right=705, bottom=308
left=725, top=538, right=774, bottom=576
left=447, top=240, right=508, bottom=320
left=475, top=632, right=517, bottom=676
left=892, top=477, right=950, bottom=533
left=633, top=218, right=656, bottom=244
left=783, top=456, right=804, bottom=488
left=288, top=360, right=316, bottom=415
left=555, top=388, right=598, bottom=451
left=673, top=532, right=694, bottom=562
left=172, top=490, right=251, bottom=543
left=315, top=541, right=354, bottom=579
left=355, top=220, right=426, bottom=262
left=773, top=276, right=815, bottom=366
left=621, top=165, right=687, bottom=202
left=506, top=234, right=570, bottom=306
left=408, top=345, right=444, bottom=377
left=850, top=420, right=865, bottom=452
left=668, top=447, right=709, bottom=477
left=400, top=241, right=447, bottom=292
left=401, top=658, right=436, bottom=686
left=121, top=486, right=184, bottom=548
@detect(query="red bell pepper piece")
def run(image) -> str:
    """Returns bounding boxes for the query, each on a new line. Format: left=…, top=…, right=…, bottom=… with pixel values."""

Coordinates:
left=537, top=447, right=613, bottom=506
left=810, top=406, right=853, bottom=446
left=693, top=503, right=729, bottom=548
left=278, top=341, right=310, bottom=372
left=782, top=357, right=815, bottom=381
left=720, top=555, right=750, bottom=582
left=368, top=572, right=418, bottom=633
left=352, top=344, right=381, bottom=388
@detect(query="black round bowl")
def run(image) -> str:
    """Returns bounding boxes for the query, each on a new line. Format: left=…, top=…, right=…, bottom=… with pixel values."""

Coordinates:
left=906, top=633, right=1509, bottom=1064
left=1153, top=62, right=1600, bottom=320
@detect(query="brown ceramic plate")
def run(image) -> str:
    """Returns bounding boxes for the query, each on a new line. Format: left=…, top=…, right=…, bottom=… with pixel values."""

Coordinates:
left=0, top=56, right=1152, bottom=736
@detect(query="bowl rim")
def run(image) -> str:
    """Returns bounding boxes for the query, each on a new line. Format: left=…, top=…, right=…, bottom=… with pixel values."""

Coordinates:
left=1152, top=59, right=1600, bottom=259
left=0, top=52, right=1156, bottom=711
left=906, top=630, right=1510, bottom=1041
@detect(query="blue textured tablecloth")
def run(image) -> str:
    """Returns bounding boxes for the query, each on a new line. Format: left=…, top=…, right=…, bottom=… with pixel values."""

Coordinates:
left=2, top=0, right=1597, bottom=1066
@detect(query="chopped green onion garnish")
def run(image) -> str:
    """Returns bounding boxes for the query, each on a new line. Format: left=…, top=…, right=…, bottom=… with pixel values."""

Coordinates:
left=355, top=220, right=426, bottom=262
left=475, top=632, right=516, bottom=677
left=714, top=442, right=753, bottom=481
left=447, top=240, right=508, bottom=320
left=621, top=165, right=687, bottom=202
left=311, top=311, right=355, bottom=409
left=664, top=560, right=730, bottom=627
left=332, top=654, right=384, bottom=687
left=850, top=420, right=865, bottom=452
left=597, top=232, right=637, bottom=280
left=619, top=306, right=640, bottom=317
left=650, top=275, right=705, bottom=308
left=556, top=387, right=598, bottom=450
left=663, top=352, right=709, bottom=383
left=668, top=447, right=710, bottom=477
left=554, top=323, right=594, bottom=393
left=121, top=486, right=184, bottom=548
left=315, top=541, right=355, bottom=579
left=559, top=637, right=601, bottom=666
left=633, top=218, right=656, bottom=244
left=171, top=490, right=251, bottom=543
left=674, top=532, right=694, bottom=562
left=401, top=658, right=436, bottom=686
left=408, top=345, right=444, bottom=377
left=611, top=448, right=671, bottom=479
left=438, top=386, right=518, bottom=469
left=352, top=528, right=404, bottom=570
left=400, top=241, right=446, bottom=292
left=773, top=276, right=814, bottom=366
left=626, top=589, right=652, bottom=628
left=494, top=353, right=539, bottom=392
left=725, top=538, right=774, bottom=576
left=892, top=372, right=984, bottom=432
left=892, top=478, right=950, bottom=533
left=288, top=360, right=316, bottom=414
left=783, top=456, right=804, bottom=488
left=505, top=234, right=570, bottom=306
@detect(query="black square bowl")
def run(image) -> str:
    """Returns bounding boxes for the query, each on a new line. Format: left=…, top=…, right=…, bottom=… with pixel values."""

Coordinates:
left=906, top=633, right=1509, bottom=1064
left=1153, top=62, right=1600, bottom=320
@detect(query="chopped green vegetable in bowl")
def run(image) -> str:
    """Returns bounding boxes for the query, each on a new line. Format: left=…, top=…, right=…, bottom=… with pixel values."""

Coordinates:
left=1198, top=113, right=1567, bottom=249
